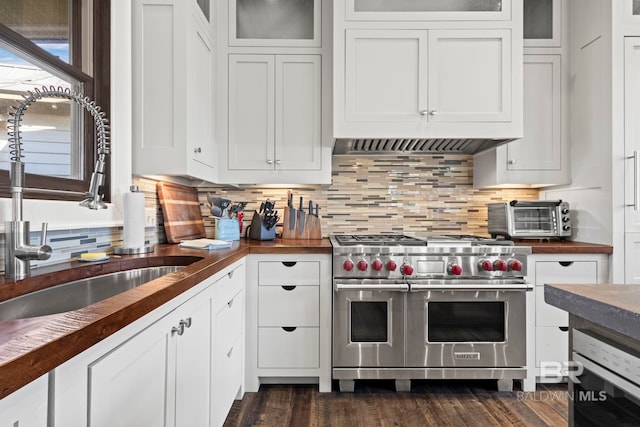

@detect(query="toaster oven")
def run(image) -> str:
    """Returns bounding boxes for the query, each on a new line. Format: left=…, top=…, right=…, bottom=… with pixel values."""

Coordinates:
left=488, top=200, right=572, bottom=240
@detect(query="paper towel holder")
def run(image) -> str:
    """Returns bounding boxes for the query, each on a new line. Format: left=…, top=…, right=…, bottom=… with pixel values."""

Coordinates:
left=114, top=185, right=154, bottom=255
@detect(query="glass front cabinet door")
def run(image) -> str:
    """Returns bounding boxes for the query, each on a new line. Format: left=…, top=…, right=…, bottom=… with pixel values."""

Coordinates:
left=345, top=0, right=511, bottom=21
left=523, top=0, right=562, bottom=47
left=229, top=0, right=321, bottom=47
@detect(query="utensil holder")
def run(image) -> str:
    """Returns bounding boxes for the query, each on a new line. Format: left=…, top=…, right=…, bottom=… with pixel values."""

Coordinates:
left=248, top=211, right=276, bottom=241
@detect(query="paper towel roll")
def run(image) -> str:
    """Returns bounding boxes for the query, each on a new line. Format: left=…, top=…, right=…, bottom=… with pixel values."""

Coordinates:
left=123, top=185, right=146, bottom=249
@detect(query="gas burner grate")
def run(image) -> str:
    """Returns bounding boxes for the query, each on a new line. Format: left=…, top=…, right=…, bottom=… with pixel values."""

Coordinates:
left=332, top=234, right=427, bottom=246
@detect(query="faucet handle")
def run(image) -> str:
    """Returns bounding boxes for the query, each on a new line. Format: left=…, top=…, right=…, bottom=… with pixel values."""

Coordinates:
left=40, top=222, right=48, bottom=246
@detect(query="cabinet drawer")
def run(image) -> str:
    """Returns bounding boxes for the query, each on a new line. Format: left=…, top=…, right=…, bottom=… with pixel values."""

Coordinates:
left=536, top=326, right=569, bottom=369
left=259, top=286, right=319, bottom=327
left=215, top=290, right=243, bottom=354
left=214, top=264, right=244, bottom=312
left=212, top=336, right=242, bottom=427
left=535, top=261, right=598, bottom=286
left=258, top=261, right=320, bottom=286
left=258, top=327, right=319, bottom=368
left=535, top=286, right=568, bottom=327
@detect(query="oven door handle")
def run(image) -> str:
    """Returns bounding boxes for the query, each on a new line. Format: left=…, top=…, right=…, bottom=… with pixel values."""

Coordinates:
left=408, top=283, right=533, bottom=292
left=334, top=283, right=409, bottom=292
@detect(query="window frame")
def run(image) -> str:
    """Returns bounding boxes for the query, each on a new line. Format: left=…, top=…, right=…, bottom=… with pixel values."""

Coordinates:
left=0, top=0, right=110, bottom=202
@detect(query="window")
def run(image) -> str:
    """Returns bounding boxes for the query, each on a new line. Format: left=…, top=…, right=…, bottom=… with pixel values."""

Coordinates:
left=0, top=0, right=110, bottom=202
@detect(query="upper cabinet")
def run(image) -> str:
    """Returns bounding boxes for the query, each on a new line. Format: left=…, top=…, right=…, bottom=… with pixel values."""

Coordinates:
left=626, top=0, right=640, bottom=24
left=344, top=0, right=510, bottom=21
left=229, top=0, right=321, bottom=47
left=132, top=0, right=215, bottom=182
left=474, top=0, right=570, bottom=188
left=216, top=0, right=332, bottom=184
left=333, top=0, right=523, bottom=141
left=524, top=0, right=562, bottom=47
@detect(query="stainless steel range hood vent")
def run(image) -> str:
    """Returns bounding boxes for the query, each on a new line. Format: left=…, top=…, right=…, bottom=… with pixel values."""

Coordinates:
left=332, top=138, right=515, bottom=155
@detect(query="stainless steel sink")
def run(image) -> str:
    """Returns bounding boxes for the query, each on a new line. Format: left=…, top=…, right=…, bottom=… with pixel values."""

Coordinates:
left=0, top=266, right=184, bottom=322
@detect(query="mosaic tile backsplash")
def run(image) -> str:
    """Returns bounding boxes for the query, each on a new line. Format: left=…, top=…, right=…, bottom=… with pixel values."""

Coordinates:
left=139, top=155, right=540, bottom=240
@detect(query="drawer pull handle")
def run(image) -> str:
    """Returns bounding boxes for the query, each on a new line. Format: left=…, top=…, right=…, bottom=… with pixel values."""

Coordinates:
left=282, top=285, right=296, bottom=291
left=282, top=326, right=297, bottom=332
left=227, top=347, right=234, bottom=358
left=171, top=324, right=185, bottom=336
left=180, top=318, right=192, bottom=329
left=282, top=261, right=297, bottom=267
left=228, top=298, right=234, bottom=308
left=228, top=271, right=234, bottom=279
left=559, top=327, right=569, bottom=332
left=558, top=262, right=574, bottom=267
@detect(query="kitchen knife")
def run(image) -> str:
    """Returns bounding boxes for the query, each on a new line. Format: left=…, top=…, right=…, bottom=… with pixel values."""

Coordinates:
left=298, top=196, right=306, bottom=236
left=286, top=191, right=296, bottom=232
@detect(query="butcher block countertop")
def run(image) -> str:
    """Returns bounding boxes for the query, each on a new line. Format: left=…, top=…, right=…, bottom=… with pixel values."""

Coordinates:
left=513, top=240, right=613, bottom=254
left=0, top=238, right=331, bottom=399
left=544, top=284, right=640, bottom=342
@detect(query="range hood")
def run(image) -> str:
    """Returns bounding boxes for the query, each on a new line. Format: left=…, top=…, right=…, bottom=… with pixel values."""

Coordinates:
left=332, top=138, right=515, bottom=155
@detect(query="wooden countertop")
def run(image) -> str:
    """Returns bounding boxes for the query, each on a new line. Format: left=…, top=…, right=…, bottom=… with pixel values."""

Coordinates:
left=0, top=238, right=331, bottom=399
left=513, top=240, right=613, bottom=254
left=544, top=284, right=640, bottom=342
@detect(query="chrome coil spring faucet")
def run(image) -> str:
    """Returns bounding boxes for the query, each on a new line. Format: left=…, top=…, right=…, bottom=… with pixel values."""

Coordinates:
left=4, top=86, right=110, bottom=280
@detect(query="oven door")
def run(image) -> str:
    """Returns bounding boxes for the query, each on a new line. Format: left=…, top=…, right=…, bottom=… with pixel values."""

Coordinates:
left=406, top=281, right=531, bottom=368
left=333, top=280, right=407, bottom=368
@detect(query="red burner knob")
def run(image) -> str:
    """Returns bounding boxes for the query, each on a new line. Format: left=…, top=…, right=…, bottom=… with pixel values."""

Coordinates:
left=479, top=260, right=493, bottom=272
left=494, top=259, right=508, bottom=272
left=386, top=260, right=397, bottom=271
left=401, top=264, right=414, bottom=276
left=449, top=263, right=462, bottom=276
left=343, top=260, right=354, bottom=272
left=509, top=259, right=523, bottom=272
left=372, top=259, right=383, bottom=271
left=357, top=260, right=368, bottom=271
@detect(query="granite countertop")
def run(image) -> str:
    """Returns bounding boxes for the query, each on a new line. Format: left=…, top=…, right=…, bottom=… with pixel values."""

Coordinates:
left=0, top=238, right=331, bottom=399
left=513, top=240, right=613, bottom=254
left=544, top=284, right=640, bottom=342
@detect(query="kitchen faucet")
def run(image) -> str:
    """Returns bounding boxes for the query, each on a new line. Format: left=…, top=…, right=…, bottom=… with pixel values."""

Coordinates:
left=4, top=86, right=110, bottom=280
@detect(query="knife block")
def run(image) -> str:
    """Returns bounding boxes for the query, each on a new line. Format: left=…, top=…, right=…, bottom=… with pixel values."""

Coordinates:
left=248, top=211, right=276, bottom=241
left=282, top=207, right=322, bottom=240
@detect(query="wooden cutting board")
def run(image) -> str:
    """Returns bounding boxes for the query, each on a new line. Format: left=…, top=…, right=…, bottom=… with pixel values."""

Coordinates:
left=157, top=181, right=206, bottom=243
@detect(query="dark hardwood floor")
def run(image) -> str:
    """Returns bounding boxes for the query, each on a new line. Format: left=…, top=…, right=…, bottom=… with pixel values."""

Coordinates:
left=224, top=380, right=569, bottom=427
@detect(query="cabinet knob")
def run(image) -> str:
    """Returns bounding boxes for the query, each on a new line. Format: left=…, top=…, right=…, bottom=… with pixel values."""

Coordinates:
left=180, top=317, right=192, bottom=329
left=275, top=159, right=282, bottom=165
left=171, top=324, right=185, bottom=336
left=267, top=159, right=274, bottom=164
left=508, top=159, right=517, bottom=165
left=194, top=147, right=202, bottom=154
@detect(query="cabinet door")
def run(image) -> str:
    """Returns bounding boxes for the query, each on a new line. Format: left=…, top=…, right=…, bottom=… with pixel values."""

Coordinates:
left=625, top=38, right=640, bottom=232
left=275, top=55, right=322, bottom=171
left=188, top=13, right=215, bottom=168
left=229, top=0, right=321, bottom=47
left=345, top=0, right=510, bottom=21
left=174, top=296, right=211, bottom=427
left=428, top=29, right=512, bottom=123
left=0, top=375, right=48, bottom=427
left=625, top=233, right=640, bottom=283
left=88, top=316, right=172, bottom=427
left=507, top=55, right=561, bottom=171
left=524, top=0, right=562, bottom=47
left=228, top=54, right=275, bottom=170
left=344, top=29, right=427, bottom=126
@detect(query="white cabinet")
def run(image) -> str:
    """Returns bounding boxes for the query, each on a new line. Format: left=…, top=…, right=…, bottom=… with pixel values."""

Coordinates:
left=624, top=38, right=640, bottom=283
left=227, top=54, right=322, bottom=173
left=0, top=374, right=48, bottom=427
left=245, top=255, right=331, bottom=392
left=211, top=264, right=245, bottom=427
left=229, top=0, right=321, bottom=47
left=524, top=0, right=563, bottom=47
left=344, top=0, right=510, bottom=21
left=474, top=54, right=569, bottom=188
left=51, top=260, right=246, bottom=427
left=625, top=0, right=640, bottom=24
left=528, top=254, right=608, bottom=382
left=132, top=0, right=215, bottom=182
left=216, top=0, right=331, bottom=184
left=338, top=28, right=516, bottom=139
left=334, top=2, right=522, bottom=141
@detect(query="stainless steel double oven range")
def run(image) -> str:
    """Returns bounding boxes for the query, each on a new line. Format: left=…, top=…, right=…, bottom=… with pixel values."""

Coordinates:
left=330, top=234, right=532, bottom=392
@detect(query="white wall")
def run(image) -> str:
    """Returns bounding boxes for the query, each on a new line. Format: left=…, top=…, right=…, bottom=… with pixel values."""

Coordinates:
left=0, top=1, right=133, bottom=232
